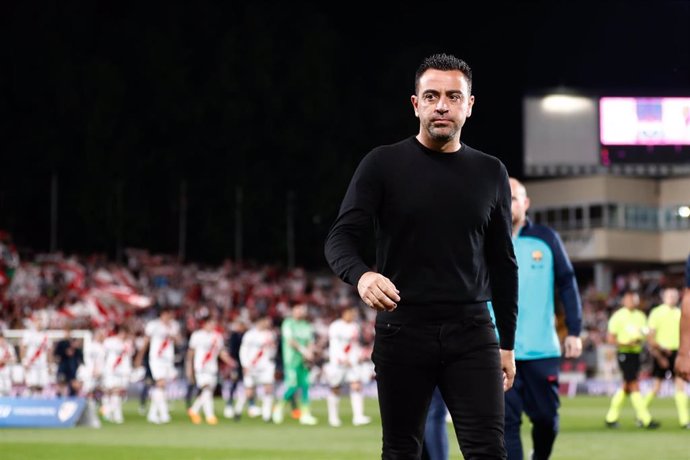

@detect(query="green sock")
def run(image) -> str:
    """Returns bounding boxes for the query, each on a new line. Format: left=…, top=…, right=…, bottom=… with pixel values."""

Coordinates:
left=631, top=391, right=652, bottom=425
left=675, top=391, right=689, bottom=426
left=606, top=389, right=626, bottom=423
left=644, top=391, right=656, bottom=408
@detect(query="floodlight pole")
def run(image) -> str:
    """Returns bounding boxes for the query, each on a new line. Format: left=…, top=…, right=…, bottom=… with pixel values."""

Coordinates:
left=235, top=185, right=243, bottom=263
left=178, top=179, right=187, bottom=262
left=50, top=172, right=58, bottom=253
left=287, top=190, right=295, bottom=269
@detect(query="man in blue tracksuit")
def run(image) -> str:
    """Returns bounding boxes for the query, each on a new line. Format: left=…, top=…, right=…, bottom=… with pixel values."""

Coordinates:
left=490, top=177, right=583, bottom=460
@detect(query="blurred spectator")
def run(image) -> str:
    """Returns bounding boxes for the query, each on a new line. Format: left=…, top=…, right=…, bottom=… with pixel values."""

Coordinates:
left=53, top=326, right=84, bottom=397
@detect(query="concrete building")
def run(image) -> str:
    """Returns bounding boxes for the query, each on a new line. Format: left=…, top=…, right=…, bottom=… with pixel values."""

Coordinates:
left=522, top=92, right=690, bottom=292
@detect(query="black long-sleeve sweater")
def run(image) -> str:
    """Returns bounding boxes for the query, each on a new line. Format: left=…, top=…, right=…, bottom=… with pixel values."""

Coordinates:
left=324, top=136, right=518, bottom=350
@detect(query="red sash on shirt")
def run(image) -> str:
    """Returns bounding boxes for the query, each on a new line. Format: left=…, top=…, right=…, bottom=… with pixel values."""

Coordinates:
left=112, top=343, right=129, bottom=370
left=157, top=337, right=170, bottom=357
left=251, top=348, right=264, bottom=367
left=201, top=337, right=218, bottom=367
left=27, top=336, right=48, bottom=367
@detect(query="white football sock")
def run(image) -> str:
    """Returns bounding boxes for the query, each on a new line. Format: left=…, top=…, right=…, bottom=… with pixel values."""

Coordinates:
left=201, top=388, right=214, bottom=418
left=350, top=390, right=364, bottom=419
left=327, top=393, right=340, bottom=421
left=262, top=394, right=274, bottom=421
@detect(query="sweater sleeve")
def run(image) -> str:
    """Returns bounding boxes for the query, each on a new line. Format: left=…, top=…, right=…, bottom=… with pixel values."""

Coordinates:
left=484, top=163, right=518, bottom=350
left=324, top=151, right=382, bottom=286
left=548, top=228, right=583, bottom=336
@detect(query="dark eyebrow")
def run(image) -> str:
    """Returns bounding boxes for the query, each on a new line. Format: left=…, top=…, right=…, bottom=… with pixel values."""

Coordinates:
left=421, top=89, right=464, bottom=96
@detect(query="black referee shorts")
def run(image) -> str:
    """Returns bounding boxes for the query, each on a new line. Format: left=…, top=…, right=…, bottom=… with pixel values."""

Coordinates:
left=617, top=352, right=641, bottom=383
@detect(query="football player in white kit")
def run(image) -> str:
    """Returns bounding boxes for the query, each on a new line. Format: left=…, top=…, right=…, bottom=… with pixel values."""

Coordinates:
left=101, top=324, right=135, bottom=423
left=186, top=316, right=234, bottom=425
left=76, top=327, right=107, bottom=427
left=136, top=306, right=182, bottom=424
left=19, top=316, right=52, bottom=396
left=325, top=305, right=371, bottom=427
left=0, top=330, right=17, bottom=396
left=77, top=327, right=106, bottom=398
left=236, top=315, right=278, bottom=422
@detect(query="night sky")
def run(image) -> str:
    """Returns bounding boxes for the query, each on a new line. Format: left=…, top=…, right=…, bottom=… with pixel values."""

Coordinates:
left=2, top=2, right=689, bottom=268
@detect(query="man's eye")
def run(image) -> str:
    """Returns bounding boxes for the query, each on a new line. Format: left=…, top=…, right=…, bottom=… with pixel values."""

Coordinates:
left=424, top=94, right=436, bottom=102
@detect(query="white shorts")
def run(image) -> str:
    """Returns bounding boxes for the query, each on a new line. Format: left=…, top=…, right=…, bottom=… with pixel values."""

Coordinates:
left=24, top=365, right=50, bottom=388
left=359, top=360, right=375, bottom=384
left=76, top=365, right=100, bottom=394
left=325, top=362, right=365, bottom=388
left=242, top=364, right=275, bottom=388
left=0, top=369, right=12, bottom=395
left=149, top=361, right=177, bottom=382
left=194, top=372, right=218, bottom=389
left=103, top=372, right=130, bottom=390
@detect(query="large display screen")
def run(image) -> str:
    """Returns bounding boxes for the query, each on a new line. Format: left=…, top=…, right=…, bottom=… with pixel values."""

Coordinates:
left=599, top=97, right=690, bottom=164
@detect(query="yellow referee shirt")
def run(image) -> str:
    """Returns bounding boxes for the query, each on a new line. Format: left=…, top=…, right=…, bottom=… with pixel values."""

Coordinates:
left=608, top=307, right=647, bottom=353
left=647, top=303, right=680, bottom=351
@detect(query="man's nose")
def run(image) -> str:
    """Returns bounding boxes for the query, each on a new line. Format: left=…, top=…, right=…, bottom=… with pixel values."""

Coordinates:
left=435, top=98, right=449, bottom=112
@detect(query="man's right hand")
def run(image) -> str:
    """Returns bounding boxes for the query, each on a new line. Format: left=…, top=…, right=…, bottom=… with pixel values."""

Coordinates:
left=500, top=349, right=516, bottom=392
left=676, top=351, right=690, bottom=382
left=357, top=271, right=400, bottom=312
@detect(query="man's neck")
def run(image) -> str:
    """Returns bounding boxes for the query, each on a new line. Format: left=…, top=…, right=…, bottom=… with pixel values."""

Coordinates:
left=512, top=221, right=525, bottom=238
left=415, top=133, right=461, bottom=153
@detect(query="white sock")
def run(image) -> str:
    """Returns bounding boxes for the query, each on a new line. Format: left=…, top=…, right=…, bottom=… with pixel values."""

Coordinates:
left=235, top=392, right=247, bottom=414
left=327, top=393, right=340, bottom=421
left=102, top=394, right=112, bottom=417
left=262, top=395, right=274, bottom=421
left=148, top=388, right=158, bottom=418
left=112, top=394, right=123, bottom=421
left=158, top=388, right=170, bottom=419
left=191, top=391, right=204, bottom=414
left=201, top=388, right=214, bottom=419
left=350, top=391, right=364, bottom=419
left=150, top=388, right=165, bottom=419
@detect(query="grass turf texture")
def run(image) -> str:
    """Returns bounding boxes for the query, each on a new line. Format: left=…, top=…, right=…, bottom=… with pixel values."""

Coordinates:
left=1, top=395, right=688, bottom=459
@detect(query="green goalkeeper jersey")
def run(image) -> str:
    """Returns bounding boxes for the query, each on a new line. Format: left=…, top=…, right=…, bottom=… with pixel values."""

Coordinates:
left=281, top=317, right=314, bottom=368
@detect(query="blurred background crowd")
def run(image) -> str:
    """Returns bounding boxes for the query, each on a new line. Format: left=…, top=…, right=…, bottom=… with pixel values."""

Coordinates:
left=0, top=228, right=685, bottom=392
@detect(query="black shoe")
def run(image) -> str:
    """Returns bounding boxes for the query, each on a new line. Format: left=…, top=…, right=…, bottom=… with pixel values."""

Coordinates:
left=605, top=420, right=620, bottom=428
left=641, top=420, right=661, bottom=429
left=682, top=423, right=690, bottom=430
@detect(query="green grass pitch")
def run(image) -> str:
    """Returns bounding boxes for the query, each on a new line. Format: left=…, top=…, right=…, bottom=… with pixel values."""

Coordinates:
left=0, top=395, right=688, bottom=459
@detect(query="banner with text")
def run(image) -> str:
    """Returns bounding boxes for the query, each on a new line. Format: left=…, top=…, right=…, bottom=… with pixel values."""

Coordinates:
left=0, top=397, right=86, bottom=428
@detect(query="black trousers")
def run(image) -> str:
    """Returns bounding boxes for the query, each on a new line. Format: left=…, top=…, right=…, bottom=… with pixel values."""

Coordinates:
left=373, top=306, right=506, bottom=460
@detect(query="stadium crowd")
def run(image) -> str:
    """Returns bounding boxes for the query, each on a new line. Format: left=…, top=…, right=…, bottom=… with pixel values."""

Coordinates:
left=0, top=230, right=378, bottom=426
left=0, top=229, right=686, bottom=424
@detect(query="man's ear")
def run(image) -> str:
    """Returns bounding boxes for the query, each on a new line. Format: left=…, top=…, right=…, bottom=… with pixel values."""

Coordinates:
left=466, top=95, right=475, bottom=118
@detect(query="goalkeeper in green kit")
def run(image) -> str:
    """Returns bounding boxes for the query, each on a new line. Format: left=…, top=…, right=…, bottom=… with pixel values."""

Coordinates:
left=272, top=303, right=318, bottom=425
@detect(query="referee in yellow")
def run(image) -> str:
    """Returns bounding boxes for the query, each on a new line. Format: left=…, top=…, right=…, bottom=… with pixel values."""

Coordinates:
left=604, top=287, right=659, bottom=429
left=645, top=286, right=688, bottom=428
